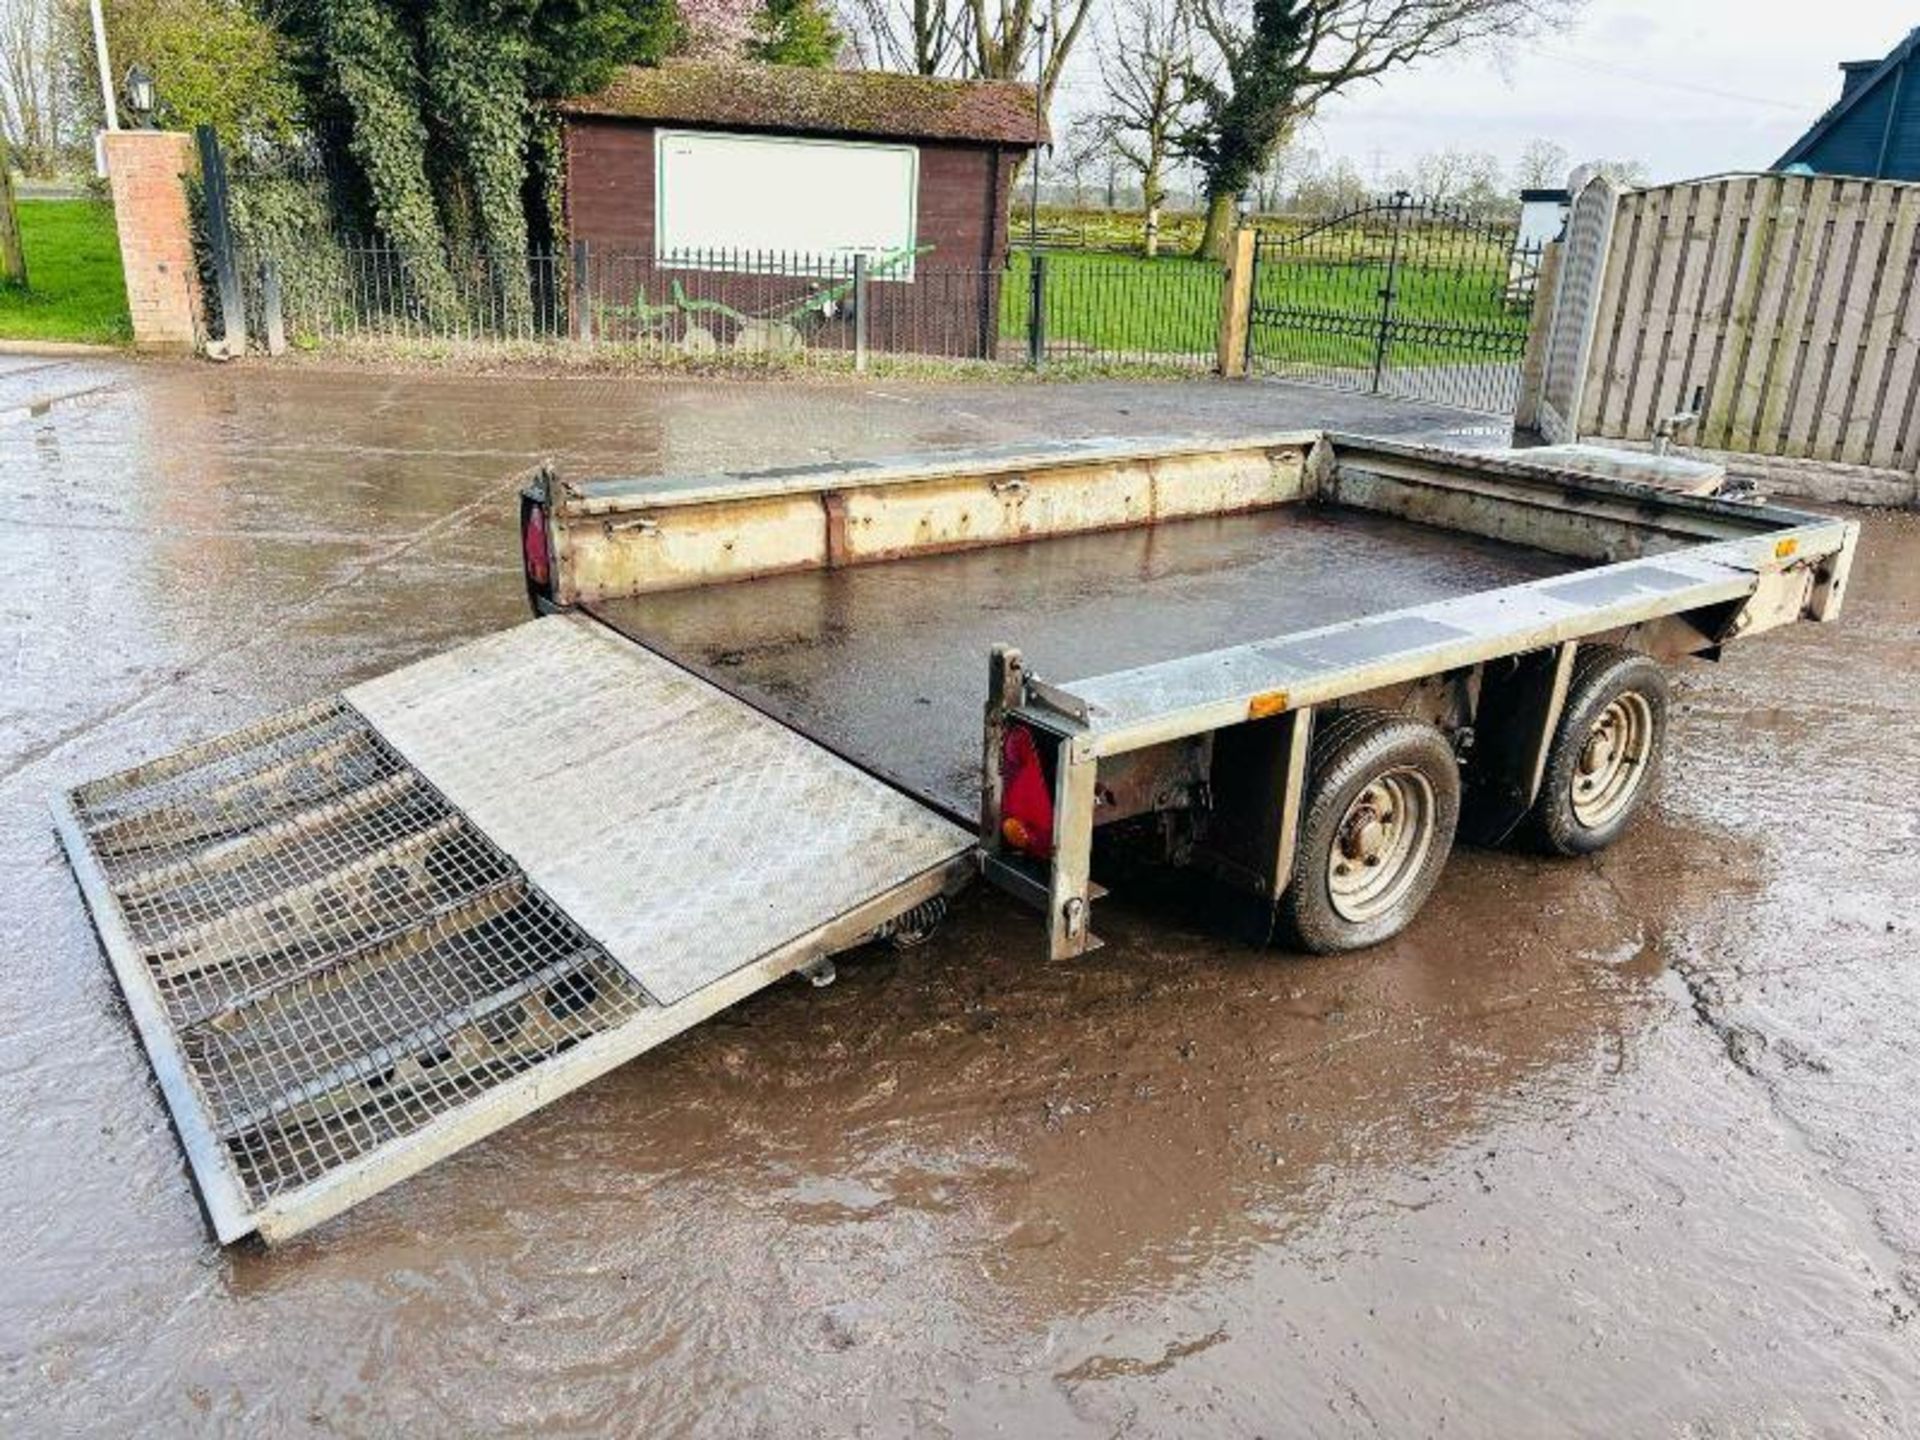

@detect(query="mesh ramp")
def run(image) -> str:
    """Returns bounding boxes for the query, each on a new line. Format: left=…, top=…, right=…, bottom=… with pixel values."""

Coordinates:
left=56, top=616, right=973, bottom=1243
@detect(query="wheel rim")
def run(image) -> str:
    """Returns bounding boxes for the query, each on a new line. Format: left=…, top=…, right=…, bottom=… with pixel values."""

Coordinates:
left=1326, top=767, right=1437, bottom=924
left=1570, top=691, right=1655, bottom=829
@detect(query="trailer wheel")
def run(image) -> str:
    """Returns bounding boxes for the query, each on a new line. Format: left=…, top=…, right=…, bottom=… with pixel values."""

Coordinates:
left=1279, top=710, right=1460, bottom=954
left=1526, top=646, right=1669, bottom=856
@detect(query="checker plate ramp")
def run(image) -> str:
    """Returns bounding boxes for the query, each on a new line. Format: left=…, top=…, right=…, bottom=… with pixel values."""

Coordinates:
left=55, top=615, right=972, bottom=1244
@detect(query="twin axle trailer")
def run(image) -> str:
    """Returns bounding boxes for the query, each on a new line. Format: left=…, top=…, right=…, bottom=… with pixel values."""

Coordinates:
left=55, top=432, right=1856, bottom=1243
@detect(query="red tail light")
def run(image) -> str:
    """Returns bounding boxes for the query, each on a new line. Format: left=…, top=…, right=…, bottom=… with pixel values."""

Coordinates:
left=522, top=502, right=552, bottom=592
left=1000, top=723, right=1055, bottom=857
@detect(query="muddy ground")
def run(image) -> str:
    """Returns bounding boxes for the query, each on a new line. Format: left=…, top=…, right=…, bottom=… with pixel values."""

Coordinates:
left=3, top=356, right=1916, bottom=1436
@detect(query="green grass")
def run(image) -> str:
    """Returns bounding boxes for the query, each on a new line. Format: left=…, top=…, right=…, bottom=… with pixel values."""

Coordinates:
left=1002, top=250, right=1225, bottom=361
left=998, top=244, right=1530, bottom=370
left=0, top=199, right=131, bottom=345
left=1247, top=252, right=1530, bottom=372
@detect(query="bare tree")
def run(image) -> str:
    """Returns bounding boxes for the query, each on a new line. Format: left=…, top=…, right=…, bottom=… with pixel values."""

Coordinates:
left=1289, top=151, right=1367, bottom=213
left=1250, top=137, right=1301, bottom=213
left=1179, top=0, right=1583, bottom=259
left=1055, top=111, right=1110, bottom=205
left=1514, top=136, right=1569, bottom=191
left=1398, top=147, right=1505, bottom=211
left=839, top=0, right=969, bottom=73
left=838, top=0, right=1092, bottom=119
left=1572, top=156, right=1649, bottom=188
left=1088, top=0, right=1191, bottom=254
left=0, top=0, right=69, bottom=175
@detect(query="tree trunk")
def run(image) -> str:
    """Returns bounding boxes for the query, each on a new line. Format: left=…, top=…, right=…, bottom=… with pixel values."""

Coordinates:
left=1144, top=204, right=1160, bottom=258
left=1194, top=189, right=1237, bottom=263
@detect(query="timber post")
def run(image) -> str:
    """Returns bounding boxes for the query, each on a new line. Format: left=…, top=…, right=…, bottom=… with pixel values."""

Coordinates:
left=1217, top=225, right=1256, bottom=378
left=0, top=135, right=25, bottom=288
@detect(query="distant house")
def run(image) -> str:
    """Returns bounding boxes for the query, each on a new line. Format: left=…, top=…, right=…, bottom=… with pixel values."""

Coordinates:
left=1776, top=26, right=1920, bottom=180
left=557, top=62, right=1045, bottom=357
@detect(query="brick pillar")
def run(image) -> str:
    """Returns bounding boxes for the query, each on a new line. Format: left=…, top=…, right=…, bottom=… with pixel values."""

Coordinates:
left=103, top=131, right=202, bottom=353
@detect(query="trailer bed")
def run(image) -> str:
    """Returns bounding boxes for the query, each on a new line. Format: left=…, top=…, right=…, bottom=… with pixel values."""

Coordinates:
left=590, top=506, right=1579, bottom=817
left=57, top=431, right=1856, bottom=1244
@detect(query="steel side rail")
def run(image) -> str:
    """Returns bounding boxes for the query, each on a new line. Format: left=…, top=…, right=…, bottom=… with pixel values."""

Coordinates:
left=1033, top=521, right=1853, bottom=760
left=53, top=793, right=257, bottom=1243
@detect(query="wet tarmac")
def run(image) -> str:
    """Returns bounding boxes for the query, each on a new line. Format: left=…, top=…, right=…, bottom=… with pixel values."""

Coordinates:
left=4, top=356, right=1918, bottom=1434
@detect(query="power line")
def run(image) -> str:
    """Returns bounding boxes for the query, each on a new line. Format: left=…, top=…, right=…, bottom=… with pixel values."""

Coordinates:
left=1522, top=45, right=1808, bottom=112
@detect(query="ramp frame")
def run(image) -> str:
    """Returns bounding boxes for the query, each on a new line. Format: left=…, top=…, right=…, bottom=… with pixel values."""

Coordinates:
left=57, top=634, right=972, bottom=1245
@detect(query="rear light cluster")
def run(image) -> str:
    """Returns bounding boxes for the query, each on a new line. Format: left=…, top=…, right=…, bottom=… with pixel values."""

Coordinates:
left=999, top=723, right=1055, bottom=857
left=523, top=501, right=553, bottom=593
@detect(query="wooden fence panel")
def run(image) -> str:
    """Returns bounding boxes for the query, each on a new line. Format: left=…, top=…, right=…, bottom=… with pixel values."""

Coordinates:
left=1805, top=180, right=1883, bottom=460
left=1561, top=171, right=1920, bottom=477
left=1645, top=179, right=1721, bottom=430
left=1837, top=184, right=1917, bottom=462
left=1675, top=178, right=1756, bottom=437
left=1591, top=188, right=1663, bottom=434
left=1868, top=194, right=1920, bottom=471
left=1775, top=177, right=1849, bottom=458
left=1728, top=174, right=1813, bottom=454
left=1619, top=185, right=1688, bottom=433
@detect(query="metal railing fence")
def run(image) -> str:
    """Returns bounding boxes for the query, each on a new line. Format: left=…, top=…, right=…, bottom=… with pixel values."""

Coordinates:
left=1248, top=194, right=1545, bottom=414
left=228, top=238, right=1230, bottom=373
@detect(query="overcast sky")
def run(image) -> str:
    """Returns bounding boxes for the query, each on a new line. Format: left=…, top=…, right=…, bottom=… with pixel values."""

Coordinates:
left=1053, top=1, right=1913, bottom=189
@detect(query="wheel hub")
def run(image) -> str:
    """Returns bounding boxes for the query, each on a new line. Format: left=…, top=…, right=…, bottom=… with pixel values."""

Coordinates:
left=1570, top=692, right=1655, bottom=828
left=1338, top=793, right=1393, bottom=863
left=1327, top=771, right=1435, bottom=923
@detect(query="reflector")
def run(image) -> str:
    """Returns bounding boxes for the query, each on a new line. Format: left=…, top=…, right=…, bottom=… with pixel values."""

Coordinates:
left=523, top=504, right=552, bottom=591
left=1000, top=725, right=1055, bottom=857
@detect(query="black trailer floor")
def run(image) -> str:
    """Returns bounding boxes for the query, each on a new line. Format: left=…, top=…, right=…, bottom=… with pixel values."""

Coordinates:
left=590, top=504, right=1578, bottom=820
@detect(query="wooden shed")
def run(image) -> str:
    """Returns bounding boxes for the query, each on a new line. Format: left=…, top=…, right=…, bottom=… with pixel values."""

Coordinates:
left=558, top=62, right=1046, bottom=358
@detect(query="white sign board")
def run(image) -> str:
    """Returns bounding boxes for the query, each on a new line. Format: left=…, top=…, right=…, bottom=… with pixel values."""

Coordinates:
left=655, top=130, right=920, bottom=278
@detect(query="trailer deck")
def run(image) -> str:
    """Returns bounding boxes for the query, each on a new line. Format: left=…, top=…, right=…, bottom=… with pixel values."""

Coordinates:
left=590, top=506, right=1579, bottom=818
left=55, top=430, right=1857, bottom=1244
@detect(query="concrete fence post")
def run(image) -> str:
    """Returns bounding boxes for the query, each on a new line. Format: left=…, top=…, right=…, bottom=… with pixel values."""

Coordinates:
left=1217, top=226, right=1256, bottom=378
left=261, top=258, right=287, bottom=356
left=1513, top=241, right=1564, bottom=434
left=571, top=239, right=592, bottom=343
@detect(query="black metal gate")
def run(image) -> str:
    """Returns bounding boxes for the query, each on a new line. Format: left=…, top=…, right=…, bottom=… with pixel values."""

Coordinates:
left=1247, top=193, right=1545, bottom=414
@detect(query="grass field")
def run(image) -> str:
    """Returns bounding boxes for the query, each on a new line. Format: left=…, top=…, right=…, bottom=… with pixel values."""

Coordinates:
left=1000, top=236, right=1530, bottom=372
left=1001, top=249, right=1224, bottom=362
left=1247, top=252, right=1531, bottom=372
left=0, top=199, right=131, bottom=345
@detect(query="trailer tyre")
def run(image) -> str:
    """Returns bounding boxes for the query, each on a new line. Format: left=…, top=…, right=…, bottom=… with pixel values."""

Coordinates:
left=1279, top=709, right=1460, bottom=954
left=1526, top=646, right=1669, bottom=856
